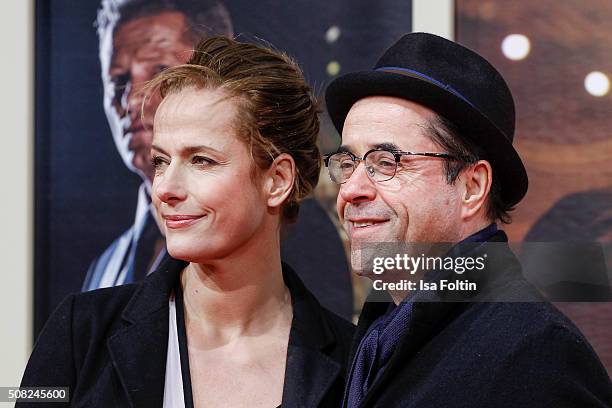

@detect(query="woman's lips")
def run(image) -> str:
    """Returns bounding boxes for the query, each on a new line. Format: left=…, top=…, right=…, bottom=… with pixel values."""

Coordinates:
left=163, top=214, right=206, bottom=229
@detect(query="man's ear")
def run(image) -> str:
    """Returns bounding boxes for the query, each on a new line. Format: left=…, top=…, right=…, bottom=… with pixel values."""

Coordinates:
left=265, top=153, right=296, bottom=209
left=459, top=160, right=492, bottom=220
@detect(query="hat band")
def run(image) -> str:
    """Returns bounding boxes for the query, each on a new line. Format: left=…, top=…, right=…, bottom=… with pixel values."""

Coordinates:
left=375, top=66, right=476, bottom=108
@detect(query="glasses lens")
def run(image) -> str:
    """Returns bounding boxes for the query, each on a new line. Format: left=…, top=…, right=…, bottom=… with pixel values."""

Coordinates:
left=328, top=153, right=355, bottom=184
left=365, top=150, right=397, bottom=181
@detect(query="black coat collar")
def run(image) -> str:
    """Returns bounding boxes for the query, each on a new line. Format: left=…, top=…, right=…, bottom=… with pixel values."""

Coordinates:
left=354, top=231, right=527, bottom=407
left=282, top=263, right=342, bottom=407
left=107, top=257, right=342, bottom=407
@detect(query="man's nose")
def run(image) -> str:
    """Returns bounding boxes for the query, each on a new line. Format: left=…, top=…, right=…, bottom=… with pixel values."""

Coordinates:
left=126, top=82, right=145, bottom=123
left=339, top=162, right=377, bottom=204
left=125, top=64, right=154, bottom=122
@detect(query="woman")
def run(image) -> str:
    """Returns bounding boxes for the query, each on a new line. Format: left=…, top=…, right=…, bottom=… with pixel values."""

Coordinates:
left=19, top=37, right=354, bottom=408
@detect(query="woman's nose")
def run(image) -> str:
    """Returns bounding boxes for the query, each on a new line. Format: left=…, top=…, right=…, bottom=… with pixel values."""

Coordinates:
left=154, top=163, right=187, bottom=205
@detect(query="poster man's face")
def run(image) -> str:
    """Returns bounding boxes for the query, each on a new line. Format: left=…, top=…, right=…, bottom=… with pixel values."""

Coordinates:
left=102, top=11, right=194, bottom=182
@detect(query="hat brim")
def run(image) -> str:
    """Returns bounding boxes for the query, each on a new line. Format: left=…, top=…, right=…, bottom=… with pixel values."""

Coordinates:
left=325, top=70, right=528, bottom=206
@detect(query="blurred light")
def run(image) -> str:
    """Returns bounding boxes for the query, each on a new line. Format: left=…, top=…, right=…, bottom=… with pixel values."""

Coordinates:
left=326, top=26, right=341, bottom=43
left=327, top=61, right=341, bottom=76
left=501, top=34, right=530, bottom=61
left=584, top=71, right=610, bottom=97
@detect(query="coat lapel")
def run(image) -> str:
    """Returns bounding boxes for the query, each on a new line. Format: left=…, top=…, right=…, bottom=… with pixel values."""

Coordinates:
left=107, top=309, right=169, bottom=407
left=282, top=345, right=341, bottom=408
left=281, top=264, right=343, bottom=407
left=107, top=256, right=187, bottom=407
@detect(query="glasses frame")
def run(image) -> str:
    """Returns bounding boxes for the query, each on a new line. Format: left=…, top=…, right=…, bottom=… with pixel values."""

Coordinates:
left=323, top=148, right=459, bottom=184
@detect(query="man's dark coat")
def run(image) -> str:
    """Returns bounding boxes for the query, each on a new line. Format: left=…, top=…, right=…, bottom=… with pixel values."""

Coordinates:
left=352, top=231, right=612, bottom=407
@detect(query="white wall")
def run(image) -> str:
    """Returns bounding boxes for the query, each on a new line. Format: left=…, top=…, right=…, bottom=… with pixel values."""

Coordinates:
left=0, top=0, right=453, bottom=400
left=0, top=0, right=33, bottom=401
left=413, top=0, right=455, bottom=40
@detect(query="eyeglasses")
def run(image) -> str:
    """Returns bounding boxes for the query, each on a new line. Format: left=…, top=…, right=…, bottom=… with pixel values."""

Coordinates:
left=323, top=148, right=459, bottom=184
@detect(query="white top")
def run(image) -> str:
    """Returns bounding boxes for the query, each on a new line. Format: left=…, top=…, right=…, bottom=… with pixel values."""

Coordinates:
left=163, top=294, right=186, bottom=408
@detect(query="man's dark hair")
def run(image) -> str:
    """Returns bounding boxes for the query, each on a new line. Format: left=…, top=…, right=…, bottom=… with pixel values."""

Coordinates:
left=425, top=115, right=513, bottom=224
left=97, top=0, right=233, bottom=43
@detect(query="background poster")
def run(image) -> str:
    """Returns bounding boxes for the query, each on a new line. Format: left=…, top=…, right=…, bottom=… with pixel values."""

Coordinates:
left=34, top=0, right=412, bottom=334
left=456, top=0, right=612, bottom=373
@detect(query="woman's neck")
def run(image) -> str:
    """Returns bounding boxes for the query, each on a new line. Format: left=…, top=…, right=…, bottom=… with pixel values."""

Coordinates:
left=180, top=231, right=292, bottom=344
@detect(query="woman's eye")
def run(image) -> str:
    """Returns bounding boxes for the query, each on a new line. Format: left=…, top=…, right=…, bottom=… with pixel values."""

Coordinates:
left=192, top=156, right=216, bottom=166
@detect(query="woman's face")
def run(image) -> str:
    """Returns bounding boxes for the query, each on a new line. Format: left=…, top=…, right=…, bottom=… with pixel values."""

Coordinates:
left=151, top=87, right=268, bottom=263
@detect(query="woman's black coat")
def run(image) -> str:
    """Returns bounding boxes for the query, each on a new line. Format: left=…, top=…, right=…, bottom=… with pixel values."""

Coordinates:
left=18, top=257, right=355, bottom=407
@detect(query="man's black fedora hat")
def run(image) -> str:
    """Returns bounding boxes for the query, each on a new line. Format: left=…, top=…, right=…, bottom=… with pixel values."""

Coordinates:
left=325, top=32, right=528, bottom=206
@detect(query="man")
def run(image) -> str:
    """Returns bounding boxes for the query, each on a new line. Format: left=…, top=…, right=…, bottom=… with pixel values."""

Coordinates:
left=83, top=0, right=353, bottom=319
left=324, top=33, right=612, bottom=407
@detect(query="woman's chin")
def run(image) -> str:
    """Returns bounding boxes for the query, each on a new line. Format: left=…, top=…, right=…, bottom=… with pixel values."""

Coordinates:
left=166, top=242, right=231, bottom=264
left=167, top=245, right=208, bottom=263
